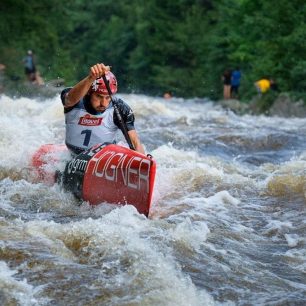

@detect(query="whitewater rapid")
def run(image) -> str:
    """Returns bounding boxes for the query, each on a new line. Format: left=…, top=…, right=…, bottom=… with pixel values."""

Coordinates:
left=0, top=93, right=305, bottom=305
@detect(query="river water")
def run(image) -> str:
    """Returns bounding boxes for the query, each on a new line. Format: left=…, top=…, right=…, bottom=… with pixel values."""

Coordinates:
left=0, top=93, right=305, bottom=306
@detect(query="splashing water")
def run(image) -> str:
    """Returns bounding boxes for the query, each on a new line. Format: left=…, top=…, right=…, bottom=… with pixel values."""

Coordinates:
left=0, top=93, right=305, bottom=305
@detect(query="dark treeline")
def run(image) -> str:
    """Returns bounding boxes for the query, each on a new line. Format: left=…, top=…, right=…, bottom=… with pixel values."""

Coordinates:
left=1, top=0, right=306, bottom=101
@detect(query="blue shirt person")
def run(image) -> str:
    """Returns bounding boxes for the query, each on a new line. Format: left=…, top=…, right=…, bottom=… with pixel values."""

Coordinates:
left=231, top=68, right=241, bottom=99
left=23, top=50, right=36, bottom=82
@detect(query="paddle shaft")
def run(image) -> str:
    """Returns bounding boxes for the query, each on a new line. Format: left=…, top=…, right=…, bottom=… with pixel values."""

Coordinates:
left=102, top=74, right=135, bottom=151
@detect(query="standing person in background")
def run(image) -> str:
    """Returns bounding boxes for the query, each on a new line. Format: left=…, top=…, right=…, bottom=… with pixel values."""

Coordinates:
left=231, top=67, right=242, bottom=99
left=0, top=64, right=6, bottom=93
left=23, top=50, right=36, bottom=82
left=222, top=69, right=231, bottom=99
left=61, top=63, right=145, bottom=155
left=34, top=70, right=44, bottom=85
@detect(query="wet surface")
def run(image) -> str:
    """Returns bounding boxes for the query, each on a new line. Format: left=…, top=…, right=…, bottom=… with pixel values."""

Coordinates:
left=0, top=94, right=305, bottom=305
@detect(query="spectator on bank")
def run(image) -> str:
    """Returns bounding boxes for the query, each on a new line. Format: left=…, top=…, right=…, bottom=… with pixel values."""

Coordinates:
left=34, top=70, right=44, bottom=85
left=254, top=78, right=278, bottom=96
left=231, top=67, right=241, bottom=99
left=23, top=50, right=36, bottom=82
left=222, top=69, right=231, bottom=99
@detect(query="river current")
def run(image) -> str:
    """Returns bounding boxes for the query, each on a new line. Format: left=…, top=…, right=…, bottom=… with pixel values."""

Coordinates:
left=0, top=93, right=305, bottom=305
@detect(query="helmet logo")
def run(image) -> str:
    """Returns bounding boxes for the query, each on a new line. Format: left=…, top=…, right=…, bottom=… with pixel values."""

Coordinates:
left=90, top=72, right=117, bottom=94
left=92, top=79, right=104, bottom=92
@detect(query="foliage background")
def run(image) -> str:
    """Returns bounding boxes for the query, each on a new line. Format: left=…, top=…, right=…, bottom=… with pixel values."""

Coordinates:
left=1, top=0, right=306, bottom=101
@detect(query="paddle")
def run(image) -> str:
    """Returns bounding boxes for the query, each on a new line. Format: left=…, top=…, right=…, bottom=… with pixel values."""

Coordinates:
left=102, top=74, right=136, bottom=151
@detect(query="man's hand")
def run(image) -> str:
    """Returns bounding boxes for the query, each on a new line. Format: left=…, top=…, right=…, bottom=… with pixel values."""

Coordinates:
left=64, top=63, right=111, bottom=108
left=89, top=63, right=110, bottom=81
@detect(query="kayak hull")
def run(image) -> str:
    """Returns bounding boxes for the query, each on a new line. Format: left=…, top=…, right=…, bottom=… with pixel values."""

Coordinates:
left=31, top=143, right=156, bottom=217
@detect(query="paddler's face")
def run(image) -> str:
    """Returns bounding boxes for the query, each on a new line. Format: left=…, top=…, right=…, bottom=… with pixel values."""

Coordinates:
left=90, top=92, right=111, bottom=112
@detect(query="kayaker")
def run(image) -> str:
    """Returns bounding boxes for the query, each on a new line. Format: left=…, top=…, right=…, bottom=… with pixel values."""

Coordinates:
left=61, top=63, right=145, bottom=155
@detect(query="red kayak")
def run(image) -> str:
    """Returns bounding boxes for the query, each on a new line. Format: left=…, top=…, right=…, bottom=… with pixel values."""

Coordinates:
left=31, top=143, right=156, bottom=217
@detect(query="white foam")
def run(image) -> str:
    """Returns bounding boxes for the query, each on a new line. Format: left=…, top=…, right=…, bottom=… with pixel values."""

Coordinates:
left=284, top=233, right=303, bottom=248
left=168, top=217, right=210, bottom=251
left=18, top=207, right=214, bottom=305
left=262, top=220, right=293, bottom=236
left=0, top=261, right=43, bottom=305
left=0, top=95, right=63, bottom=168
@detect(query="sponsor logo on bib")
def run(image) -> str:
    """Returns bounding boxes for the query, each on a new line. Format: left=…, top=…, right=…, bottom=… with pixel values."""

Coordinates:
left=78, top=114, right=102, bottom=126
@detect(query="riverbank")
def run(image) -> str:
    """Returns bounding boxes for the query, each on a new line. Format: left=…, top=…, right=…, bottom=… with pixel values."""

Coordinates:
left=220, top=93, right=306, bottom=118
left=0, top=68, right=65, bottom=99
left=1, top=69, right=305, bottom=119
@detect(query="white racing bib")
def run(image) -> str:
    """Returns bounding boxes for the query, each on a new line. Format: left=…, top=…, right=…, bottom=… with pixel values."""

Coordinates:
left=65, top=102, right=117, bottom=151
